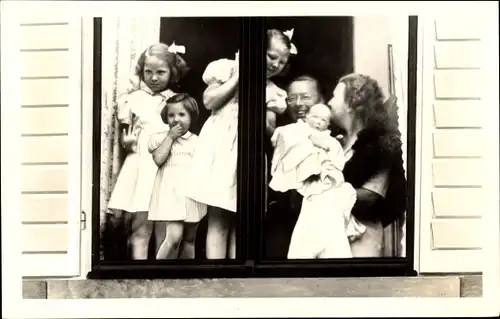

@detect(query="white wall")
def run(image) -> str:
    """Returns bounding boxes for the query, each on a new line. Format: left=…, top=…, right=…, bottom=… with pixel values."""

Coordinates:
left=353, top=17, right=392, bottom=98
left=353, top=17, right=409, bottom=257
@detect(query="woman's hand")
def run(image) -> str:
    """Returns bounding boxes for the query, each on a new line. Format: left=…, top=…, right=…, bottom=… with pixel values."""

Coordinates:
left=167, top=124, right=183, bottom=140
left=122, top=125, right=139, bottom=152
left=321, top=160, right=336, bottom=171
left=309, top=134, right=330, bottom=152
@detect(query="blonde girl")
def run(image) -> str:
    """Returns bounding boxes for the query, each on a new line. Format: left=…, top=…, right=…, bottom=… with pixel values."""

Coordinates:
left=265, top=28, right=297, bottom=137
left=107, top=43, right=189, bottom=260
left=264, top=29, right=297, bottom=209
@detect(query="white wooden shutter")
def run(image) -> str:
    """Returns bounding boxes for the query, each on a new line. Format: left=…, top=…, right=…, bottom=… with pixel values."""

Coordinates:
left=418, top=17, right=485, bottom=273
left=19, top=17, right=83, bottom=277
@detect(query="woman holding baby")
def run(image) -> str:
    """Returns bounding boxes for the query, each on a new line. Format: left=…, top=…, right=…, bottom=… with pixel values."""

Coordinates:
left=327, top=73, right=407, bottom=257
left=264, top=71, right=407, bottom=259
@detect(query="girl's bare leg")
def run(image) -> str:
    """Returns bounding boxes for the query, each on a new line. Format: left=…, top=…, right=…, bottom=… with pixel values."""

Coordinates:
left=154, top=221, right=167, bottom=255
left=121, top=211, right=133, bottom=254
left=129, top=211, right=153, bottom=260
left=178, top=222, right=198, bottom=259
left=206, top=206, right=231, bottom=259
left=156, top=221, right=184, bottom=260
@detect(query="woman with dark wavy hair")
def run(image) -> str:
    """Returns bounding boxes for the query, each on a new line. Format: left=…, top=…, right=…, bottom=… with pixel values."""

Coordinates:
left=328, top=73, right=407, bottom=257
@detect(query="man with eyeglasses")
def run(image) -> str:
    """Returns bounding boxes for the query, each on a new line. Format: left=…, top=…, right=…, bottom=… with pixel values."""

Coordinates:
left=264, top=74, right=326, bottom=260
left=275, top=75, right=325, bottom=130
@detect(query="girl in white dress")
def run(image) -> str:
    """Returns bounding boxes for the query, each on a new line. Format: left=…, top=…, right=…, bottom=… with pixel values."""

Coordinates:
left=186, top=51, right=239, bottom=259
left=107, top=43, right=189, bottom=260
left=265, top=28, right=297, bottom=137
left=148, top=93, right=207, bottom=260
left=265, top=29, right=297, bottom=209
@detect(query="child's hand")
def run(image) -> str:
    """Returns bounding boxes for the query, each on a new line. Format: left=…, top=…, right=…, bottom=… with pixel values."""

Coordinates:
left=267, top=99, right=287, bottom=114
left=267, top=99, right=277, bottom=108
left=309, top=134, right=330, bottom=152
left=167, top=124, right=183, bottom=140
left=122, top=125, right=139, bottom=152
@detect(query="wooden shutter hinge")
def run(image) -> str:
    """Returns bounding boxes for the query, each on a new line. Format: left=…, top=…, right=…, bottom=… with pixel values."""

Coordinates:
left=81, top=210, right=87, bottom=230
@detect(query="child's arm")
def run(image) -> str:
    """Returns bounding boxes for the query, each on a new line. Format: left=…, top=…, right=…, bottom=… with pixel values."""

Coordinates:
left=151, top=124, right=183, bottom=167
left=266, top=84, right=288, bottom=115
left=266, top=110, right=277, bottom=137
left=116, top=92, right=138, bottom=153
left=202, top=59, right=239, bottom=111
left=203, top=75, right=238, bottom=111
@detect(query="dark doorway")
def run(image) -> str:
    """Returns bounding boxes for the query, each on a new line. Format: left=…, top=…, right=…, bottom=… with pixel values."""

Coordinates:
left=160, top=17, right=241, bottom=135
left=266, top=17, right=354, bottom=101
left=159, top=17, right=241, bottom=260
left=263, top=17, right=355, bottom=260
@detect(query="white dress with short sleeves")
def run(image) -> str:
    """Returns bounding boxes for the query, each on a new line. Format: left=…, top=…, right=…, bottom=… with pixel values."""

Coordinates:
left=147, top=131, right=208, bottom=222
left=264, top=80, right=287, bottom=206
left=186, top=59, right=239, bottom=213
left=107, top=85, right=175, bottom=213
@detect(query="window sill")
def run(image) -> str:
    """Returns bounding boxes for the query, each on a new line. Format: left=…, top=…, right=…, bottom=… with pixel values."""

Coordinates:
left=22, top=275, right=482, bottom=298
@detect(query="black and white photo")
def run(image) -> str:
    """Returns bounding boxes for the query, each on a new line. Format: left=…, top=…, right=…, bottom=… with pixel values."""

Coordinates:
left=263, top=17, right=409, bottom=260
left=3, top=1, right=499, bottom=316
left=98, top=17, right=242, bottom=263
left=90, top=15, right=415, bottom=277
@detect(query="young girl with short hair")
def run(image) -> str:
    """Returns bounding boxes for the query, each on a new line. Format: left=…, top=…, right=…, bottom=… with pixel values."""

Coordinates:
left=148, top=93, right=207, bottom=260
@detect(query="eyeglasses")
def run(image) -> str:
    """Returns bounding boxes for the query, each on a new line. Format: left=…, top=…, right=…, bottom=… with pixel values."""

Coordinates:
left=286, top=94, right=314, bottom=104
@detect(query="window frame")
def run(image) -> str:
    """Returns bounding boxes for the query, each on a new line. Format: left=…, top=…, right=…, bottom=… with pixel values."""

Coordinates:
left=84, top=16, right=418, bottom=279
left=79, top=17, right=96, bottom=279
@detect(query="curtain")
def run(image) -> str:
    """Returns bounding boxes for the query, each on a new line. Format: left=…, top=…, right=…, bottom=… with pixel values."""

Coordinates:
left=99, top=18, right=160, bottom=261
left=389, top=18, right=409, bottom=258
left=381, top=18, right=409, bottom=257
left=391, top=19, right=409, bottom=179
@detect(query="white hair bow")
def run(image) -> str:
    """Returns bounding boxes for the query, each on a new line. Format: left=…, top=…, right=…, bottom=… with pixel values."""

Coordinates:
left=283, top=28, right=298, bottom=55
left=168, top=41, right=186, bottom=54
left=283, top=28, right=294, bottom=40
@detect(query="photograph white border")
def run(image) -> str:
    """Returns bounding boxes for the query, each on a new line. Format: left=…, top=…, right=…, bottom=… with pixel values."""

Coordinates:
left=1, top=1, right=499, bottom=318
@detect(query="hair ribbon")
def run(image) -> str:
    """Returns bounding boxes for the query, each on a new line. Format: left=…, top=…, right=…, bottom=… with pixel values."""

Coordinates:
left=168, top=41, right=186, bottom=54
left=284, top=28, right=298, bottom=55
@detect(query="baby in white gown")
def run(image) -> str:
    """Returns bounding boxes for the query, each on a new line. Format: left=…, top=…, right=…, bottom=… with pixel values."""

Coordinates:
left=269, top=104, right=366, bottom=259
